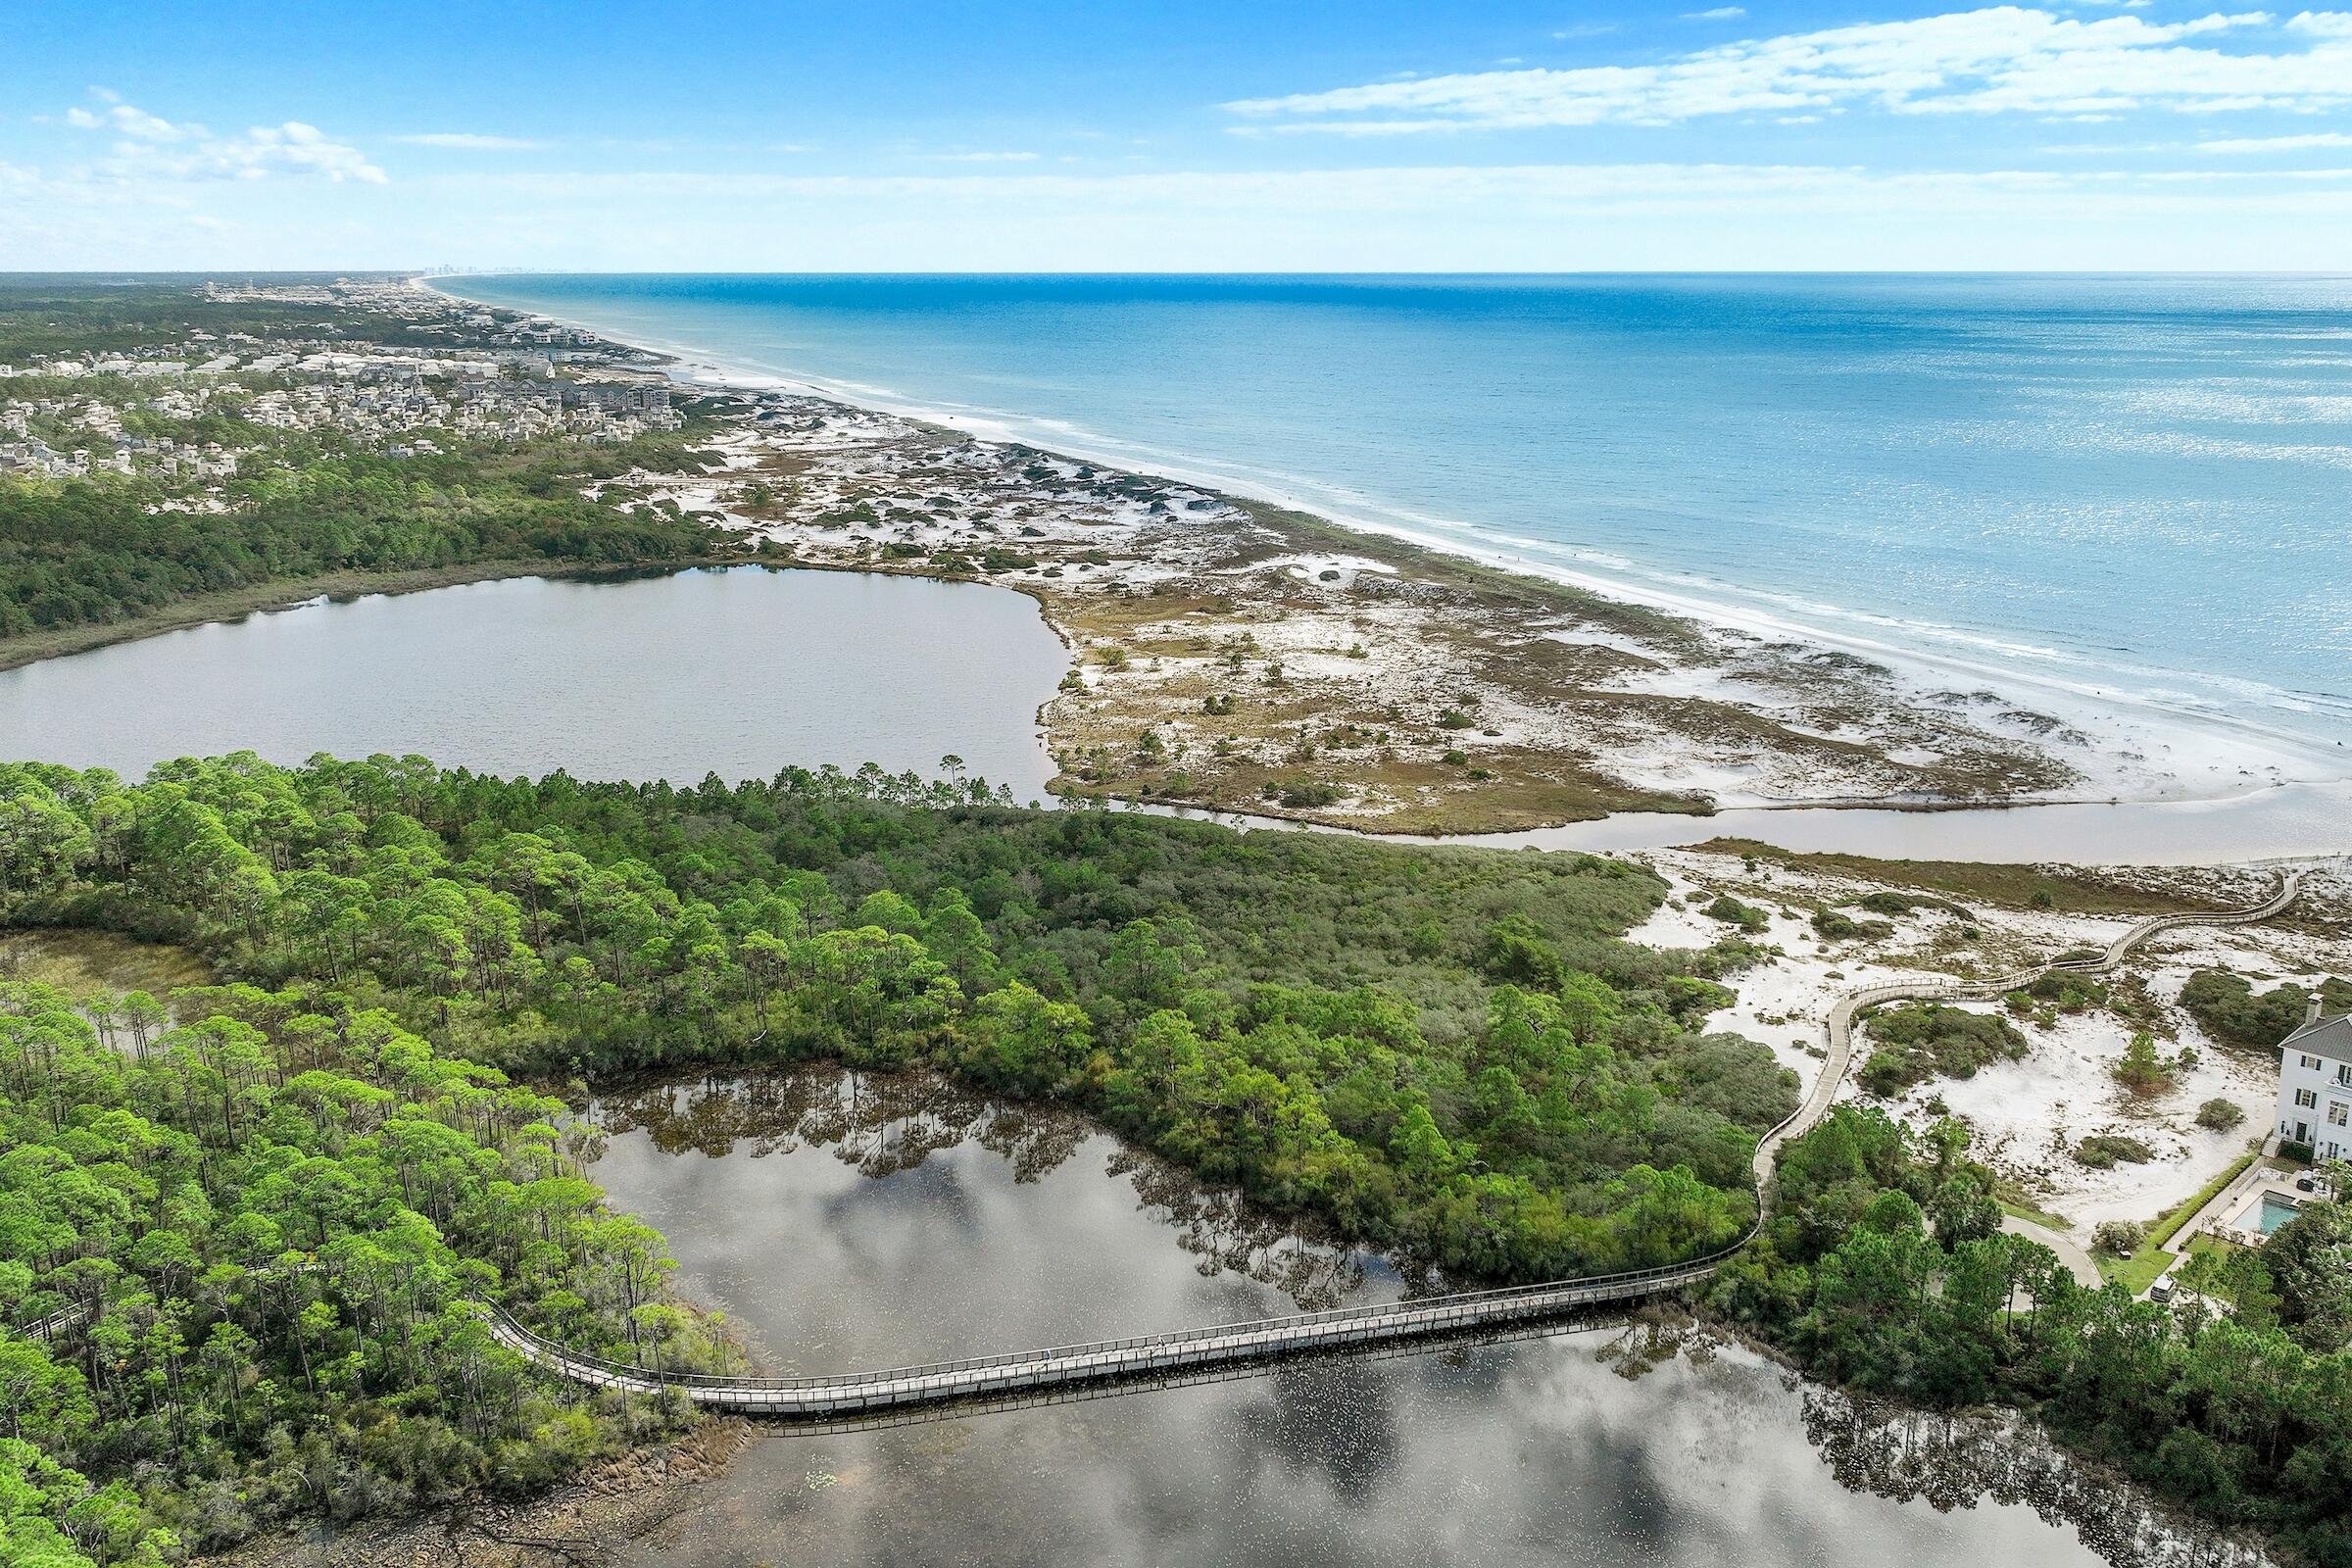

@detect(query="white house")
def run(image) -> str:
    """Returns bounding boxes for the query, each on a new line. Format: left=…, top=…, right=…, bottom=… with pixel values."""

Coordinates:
left=2276, top=998, right=2352, bottom=1161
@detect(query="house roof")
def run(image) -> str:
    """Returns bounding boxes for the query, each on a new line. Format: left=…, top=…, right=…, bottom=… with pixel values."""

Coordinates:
left=2284, top=1013, right=2352, bottom=1066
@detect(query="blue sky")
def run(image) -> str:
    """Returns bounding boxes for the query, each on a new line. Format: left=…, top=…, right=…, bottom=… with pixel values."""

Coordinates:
left=7, top=0, right=2352, bottom=269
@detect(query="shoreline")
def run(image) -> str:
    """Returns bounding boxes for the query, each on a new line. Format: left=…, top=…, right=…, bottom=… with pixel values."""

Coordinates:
left=20, top=280, right=2332, bottom=1568
left=699, top=348, right=2350, bottom=795
left=1139, top=780, right=2352, bottom=866
left=0, top=556, right=734, bottom=677
left=9, top=544, right=2343, bottom=863
left=7, top=272, right=2335, bottom=865
left=425, top=274, right=2351, bottom=810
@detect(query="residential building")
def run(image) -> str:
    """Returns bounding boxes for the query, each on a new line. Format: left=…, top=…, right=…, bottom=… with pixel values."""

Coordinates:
left=2276, top=998, right=2352, bottom=1159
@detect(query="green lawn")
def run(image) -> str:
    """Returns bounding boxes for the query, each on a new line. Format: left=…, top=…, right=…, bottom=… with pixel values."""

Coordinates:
left=1998, top=1196, right=2073, bottom=1231
left=2095, top=1246, right=2177, bottom=1297
left=2087, top=1151, right=2273, bottom=1298
left=2145, top=1150, right=2263, bottom=1250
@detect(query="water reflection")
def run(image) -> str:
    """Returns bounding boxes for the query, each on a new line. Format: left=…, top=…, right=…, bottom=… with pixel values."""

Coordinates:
left=601, top=1069, right=1089, bottom=1185
left=584, top=1068, right=2257, bottom=1568
left=1803, top=1391, right=2268, bottom=1568
left=0, top=567, right=1067, bottom=798
left=592, top=1068, right=1371, bottom=1324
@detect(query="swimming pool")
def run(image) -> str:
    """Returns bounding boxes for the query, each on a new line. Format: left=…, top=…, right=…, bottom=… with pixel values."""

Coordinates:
left=2238, top=1194, right=2295, bottom=1231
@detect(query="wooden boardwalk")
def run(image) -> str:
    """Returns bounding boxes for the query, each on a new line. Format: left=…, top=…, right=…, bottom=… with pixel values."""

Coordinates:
left=482, top=871, right=2300, bottom=1417
left=483, top=1251, right=1734, bottom=1416
left=24, top=874, right=2302, bottom=1418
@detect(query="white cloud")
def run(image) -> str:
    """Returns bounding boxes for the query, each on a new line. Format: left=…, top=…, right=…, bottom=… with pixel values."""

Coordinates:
left=1229, top=119, right=1473, bottom=137
left=107, top=104, right=197, bottom=142
left=1685, top=7, right=1748, bottom=19
left=65, top=101, right=200, bottom=141
left=1222, top=7, right=2352, bottom=130
left=427, top=159, right=2352, bottom=215
left=55, top=94, right=385, bottom=183
left=928, top=150, right=1041, bottom=162
left=2197, top=129, right=2352, bottom=148
left=392, top=132, right=549, bottom=150
left=126, top=122, right=387, bottom=183
left=14, top=155, right=2352, bottom=270
left=234, top=123, right=386, bottom=182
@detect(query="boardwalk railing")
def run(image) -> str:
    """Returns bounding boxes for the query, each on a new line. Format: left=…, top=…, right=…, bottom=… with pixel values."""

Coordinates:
left=481, top=1250, right=1744, bottom=1414
left=24, top=873, right=2303, bottom=1416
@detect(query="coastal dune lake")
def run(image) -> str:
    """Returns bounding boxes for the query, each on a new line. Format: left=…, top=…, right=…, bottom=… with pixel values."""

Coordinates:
left=0, top=566, right=1068, bottom=799
left=580, top=1068, right=2225, bottom=1568
left=4, top=561, right=2340, bottom=862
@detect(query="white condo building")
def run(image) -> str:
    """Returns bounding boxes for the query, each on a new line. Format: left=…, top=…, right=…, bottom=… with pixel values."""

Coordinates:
left=2277, top=1000, right=2352, bottom=1161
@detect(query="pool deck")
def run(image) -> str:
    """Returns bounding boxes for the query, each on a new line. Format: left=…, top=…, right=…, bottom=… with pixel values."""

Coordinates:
left=2170, top=1156, right=2316, bottom=1253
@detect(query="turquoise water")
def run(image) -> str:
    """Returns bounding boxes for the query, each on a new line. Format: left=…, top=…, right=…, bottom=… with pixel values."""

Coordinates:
left=447, top=273, right=2352, bottom=770
left=2259, top=1194, right=2303, bottom=1235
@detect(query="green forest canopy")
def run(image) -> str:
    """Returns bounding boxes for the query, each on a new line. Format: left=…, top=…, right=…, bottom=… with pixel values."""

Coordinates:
left=0, top=753, right=1789, bottom=1282
left=0, top=279, right=734, bottom=645
left=3, top=751, right=2348, bottom=1565
left=0, top=440, right=729, bottom=642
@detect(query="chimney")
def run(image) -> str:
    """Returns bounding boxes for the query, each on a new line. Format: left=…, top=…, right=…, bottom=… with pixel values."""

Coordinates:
left=2310, top=995, right=2327, bottom=1029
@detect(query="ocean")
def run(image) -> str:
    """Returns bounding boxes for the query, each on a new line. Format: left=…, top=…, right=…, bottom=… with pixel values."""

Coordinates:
left=446, top=272, right=2352, bottom=776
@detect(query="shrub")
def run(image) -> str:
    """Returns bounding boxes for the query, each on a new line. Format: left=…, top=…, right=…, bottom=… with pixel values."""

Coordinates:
left=1859, top=1003, right=2028, bottom=1095
left=2195, top=1098, right=2245, bottom=1132
left=1261, top=778, right=1343, bottom=808
left=1857, top=1051, right=1913, bottom=1098
left=2180, top=968, right=2352, bottom=1051
left=2023, top=969, right=2106, bottom=1008
left=2091, top=1219, right=2146, bottom=1257
left=1848, top=891, right=1976, bottom=921
left=1811, top=909, right=1892, bottom=942
left=2075, top=1134, right=2154, bottom=1169
left=1703, top=895, right=1769, bottom=934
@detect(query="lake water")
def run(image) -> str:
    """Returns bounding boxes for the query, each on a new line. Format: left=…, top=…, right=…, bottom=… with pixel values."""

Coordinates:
left=0, top=567, right=1068, bottom=800
left=4, top=563, right=2337, bottom=863
left=581, top=1068, right=2243, bottom=1568
left=1152, top=780, right=2352, bottom=865
left=443, top=272, right=2352, bottom=779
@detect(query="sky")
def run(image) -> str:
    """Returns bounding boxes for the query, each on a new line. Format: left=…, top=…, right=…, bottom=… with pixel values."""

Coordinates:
left=5, top=0, right=2352, bottom=270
